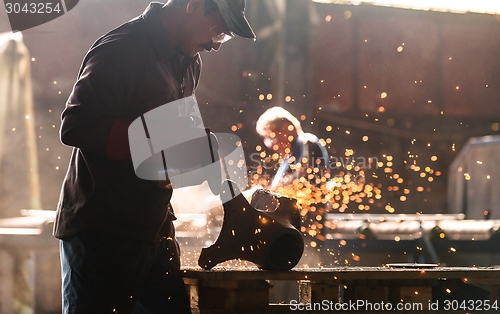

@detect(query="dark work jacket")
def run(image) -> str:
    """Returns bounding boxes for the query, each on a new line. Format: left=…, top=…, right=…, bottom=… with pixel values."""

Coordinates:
left=54, top=2, right=201, bottom=242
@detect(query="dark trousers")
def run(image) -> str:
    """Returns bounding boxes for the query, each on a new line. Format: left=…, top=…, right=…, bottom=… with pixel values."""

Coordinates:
left=60, top=231, right=191, bottom=314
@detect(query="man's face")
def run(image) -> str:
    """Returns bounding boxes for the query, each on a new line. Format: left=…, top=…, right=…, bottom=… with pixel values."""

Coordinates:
left=179, top=0, right=231, bottom=57
left=264, top=122, right=297, bottom=156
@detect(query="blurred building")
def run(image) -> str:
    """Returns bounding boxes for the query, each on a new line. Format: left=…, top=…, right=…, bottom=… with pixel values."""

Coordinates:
left=448, top=135, right=500, bottom=219
left=0, top=32, right=41, bottom=218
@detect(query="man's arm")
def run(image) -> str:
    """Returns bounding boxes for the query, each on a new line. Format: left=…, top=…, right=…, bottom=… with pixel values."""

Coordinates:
left=60, top=108, right=132, bottom=160
left=60, top=39, right=143, bottom=161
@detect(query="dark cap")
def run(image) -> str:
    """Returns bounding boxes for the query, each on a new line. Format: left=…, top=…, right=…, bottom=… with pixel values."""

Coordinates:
left=211, top=0, right=256, bottom=40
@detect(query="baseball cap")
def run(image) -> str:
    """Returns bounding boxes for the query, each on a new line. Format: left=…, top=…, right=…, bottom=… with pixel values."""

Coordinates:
left=211, top=0, right=256, bottom=40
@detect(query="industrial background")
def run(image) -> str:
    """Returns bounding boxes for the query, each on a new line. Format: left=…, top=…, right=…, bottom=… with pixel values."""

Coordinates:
left=0, top=0, right=500, bottom=312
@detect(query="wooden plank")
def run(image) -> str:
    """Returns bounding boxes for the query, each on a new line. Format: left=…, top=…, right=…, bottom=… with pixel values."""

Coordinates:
left=184, top=279, right=199, bottom=311
left=183, top=267, right=500, bottom=313
left=183, top=277, right=198, bottom=286
left=490, top=284, right=500, bottom=302
left=182, top=267, right=500, bottom=282
left=199, top=279, right=271, bottom=289
left=299, top=281, right=339, bottom=303
left=383, top=283, right=437, bottom=309
left=462, top=277, right=500, bottom=285
left=194, top=280, right=271, bottom=313
left=342, top=281, right=386, bottom=303
left=197, top=285, right=270, bottom=313
left=380, top=279, right=436, bottom=287
left=298, top=281, right=311, bottom=303
left=387, top=285, right=401, bottom=306
left=399, top=286, right=433, bottom=304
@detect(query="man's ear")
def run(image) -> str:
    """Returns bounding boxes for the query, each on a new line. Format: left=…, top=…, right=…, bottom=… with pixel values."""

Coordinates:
left=186, top=0, right=205, bottom=15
